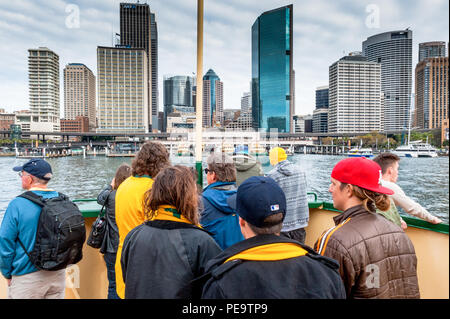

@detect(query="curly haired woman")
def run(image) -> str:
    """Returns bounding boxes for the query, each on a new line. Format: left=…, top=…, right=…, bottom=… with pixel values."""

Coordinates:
left=120, top=165, right=221, bottom=298
left=114, top=141, right=170, bottom=299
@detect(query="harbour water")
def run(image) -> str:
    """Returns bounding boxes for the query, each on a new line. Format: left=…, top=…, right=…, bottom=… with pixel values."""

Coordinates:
left=0, top=154, right=448, bottom=224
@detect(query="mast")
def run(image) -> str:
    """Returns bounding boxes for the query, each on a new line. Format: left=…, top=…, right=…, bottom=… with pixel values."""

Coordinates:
left=195, top=0, right=204, bottom=185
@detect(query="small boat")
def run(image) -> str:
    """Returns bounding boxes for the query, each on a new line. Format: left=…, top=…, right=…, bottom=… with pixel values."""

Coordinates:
left=347, top=148, right=374, bottom=158
left=2, top=194, right=445, bottom=299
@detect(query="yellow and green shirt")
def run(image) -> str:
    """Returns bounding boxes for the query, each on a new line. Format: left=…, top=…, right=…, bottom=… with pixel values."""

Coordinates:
left=114, top=175, right=153, bottom=299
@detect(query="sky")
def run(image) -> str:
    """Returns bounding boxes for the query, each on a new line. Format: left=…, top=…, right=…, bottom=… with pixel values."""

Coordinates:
left=0, top=0, right=448, bottom=117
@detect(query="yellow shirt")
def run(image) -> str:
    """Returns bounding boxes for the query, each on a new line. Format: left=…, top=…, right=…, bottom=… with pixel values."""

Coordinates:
left=114, top=175, right=154, bottom=299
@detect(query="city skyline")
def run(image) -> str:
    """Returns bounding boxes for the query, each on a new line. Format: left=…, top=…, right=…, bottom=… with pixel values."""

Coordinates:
left=0, top=0, right=448, bottom=117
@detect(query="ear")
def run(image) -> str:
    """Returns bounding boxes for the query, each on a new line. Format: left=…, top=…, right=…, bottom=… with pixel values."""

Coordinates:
left=346, top=184, right=354, bottom=198
left=239, top=216, right=246, bottom=228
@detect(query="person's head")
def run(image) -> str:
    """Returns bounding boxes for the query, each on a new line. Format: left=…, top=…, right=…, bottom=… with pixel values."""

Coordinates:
left=113, top=163, right=132, bottom=190
left=206, top=152, right=236, bottom=185
left=373, top=153, right=400, bottom=183
left=269, top=147, right=287, bottom=166
left=131, top=141, right=170, bottom=178
left=144, top=165, right=199, bottom=225
left=329, top=157, right=393, bottom=213
left=13, top=159, right=53, bottom=190
left=227, top=176, right=286, bottom=239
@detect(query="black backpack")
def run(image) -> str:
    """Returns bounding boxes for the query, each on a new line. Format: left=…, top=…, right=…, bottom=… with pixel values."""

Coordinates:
left=17, top=191, right=86, bottom=271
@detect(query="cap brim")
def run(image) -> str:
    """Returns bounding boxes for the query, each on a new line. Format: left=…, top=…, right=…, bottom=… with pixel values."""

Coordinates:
left=363, top=184, right=395, bottom=196
left=12, top=165, right=23, bottom=172
left=227, top=193, right=237, bottom=211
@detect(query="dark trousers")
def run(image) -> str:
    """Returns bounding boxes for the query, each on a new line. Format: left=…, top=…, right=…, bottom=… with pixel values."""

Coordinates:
left=103, top=252, right=120, bottom=299
left=280, top=227, right=306, bottom=244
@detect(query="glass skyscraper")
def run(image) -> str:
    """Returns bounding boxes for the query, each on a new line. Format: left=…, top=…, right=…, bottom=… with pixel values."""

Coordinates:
left=163, top=75, right=195, bottom=131
left=252, top=5, right=293, bottom=133
left=363, top=30, right=412, bottom=131
left=202, top=69, right=223, bottom=127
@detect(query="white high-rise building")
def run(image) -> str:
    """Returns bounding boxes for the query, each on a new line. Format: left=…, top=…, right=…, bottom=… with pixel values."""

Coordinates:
left=240, top=92, right=251, bottom=114
left=328, top=54, right=382, bottom=133
left=363, top=30, right=412, bottom=131
left=28, top=47, right=60, bottom=133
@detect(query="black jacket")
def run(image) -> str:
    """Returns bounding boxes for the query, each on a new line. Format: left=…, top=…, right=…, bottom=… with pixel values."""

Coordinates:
left=121, top=220, right=222, bottom=299
left=197, top=234, right=346, bottom=299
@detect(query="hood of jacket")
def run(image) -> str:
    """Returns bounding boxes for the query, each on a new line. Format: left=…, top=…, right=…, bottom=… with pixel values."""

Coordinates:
left=202, top=181, right=237, bottom=215
left=273, top=160, right=294, bottom=176
left=233, top=154, right=258, bottom=172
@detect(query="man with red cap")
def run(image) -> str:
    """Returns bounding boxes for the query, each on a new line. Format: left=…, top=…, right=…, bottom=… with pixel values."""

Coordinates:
left=314, top=157, right=420, bottom=299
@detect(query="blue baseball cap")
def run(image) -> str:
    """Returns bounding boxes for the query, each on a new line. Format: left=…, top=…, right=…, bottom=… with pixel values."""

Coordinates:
left=227, top=176, right=286, bottom=227
left=13, top=158, right=53, bottom=180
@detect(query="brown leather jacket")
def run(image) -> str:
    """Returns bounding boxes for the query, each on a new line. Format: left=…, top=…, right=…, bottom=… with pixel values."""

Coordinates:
left=314, top=205, right=420, bottom=299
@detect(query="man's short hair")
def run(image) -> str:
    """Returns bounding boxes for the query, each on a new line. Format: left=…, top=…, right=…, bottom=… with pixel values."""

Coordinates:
left=247, top=212, right=284, bottom=235
left=373, top=153, right=400, bottom=174
left=207, top=152, right=236, bottom=182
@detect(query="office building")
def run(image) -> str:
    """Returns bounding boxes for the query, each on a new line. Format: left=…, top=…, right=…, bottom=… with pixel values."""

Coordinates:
left=363, top=30, right=412, bottom=131
left=96, top=46, right=148, bottom=133
left=120, top=2, right=158, bottom=130
left=316, top=85, right=329, bottom=109
left=419, top=42, right=446, bottom=62
left=328, top=54, right=382, bottom=133
left=415, top=56, right=448, bottom=129
left=252, top=5, right=294, bottom=133
left=241, top=92, right=252, bottom=114
left=312, top=108, right=328, bottom=133
left=63, top=63, right=96, bottom=130
left=163, top=75, right=195, bottom=132
left=203, top=69, right=223, bottom=128
left=28, top=47, right=60, bottom=133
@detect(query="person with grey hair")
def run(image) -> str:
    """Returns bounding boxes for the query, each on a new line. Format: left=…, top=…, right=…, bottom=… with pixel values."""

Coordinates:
left=0, top=159, right=66, bottom=299
left=200, top=152, right=244, bottom=249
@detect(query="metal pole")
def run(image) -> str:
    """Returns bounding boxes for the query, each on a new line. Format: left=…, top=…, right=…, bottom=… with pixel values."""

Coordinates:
left=195, top=0, right=204, bottom=186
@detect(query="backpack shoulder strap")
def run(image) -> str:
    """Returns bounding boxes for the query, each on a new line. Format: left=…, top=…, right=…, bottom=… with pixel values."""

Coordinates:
left=17, top=191, right=45, bottom=207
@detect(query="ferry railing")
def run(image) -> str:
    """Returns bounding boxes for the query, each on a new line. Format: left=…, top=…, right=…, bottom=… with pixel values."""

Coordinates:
left=74, top=194, right=448, bottom=235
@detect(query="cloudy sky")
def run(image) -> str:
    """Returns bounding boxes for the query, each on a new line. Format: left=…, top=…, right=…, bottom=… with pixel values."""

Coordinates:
left=0, top=0, right=448, bottom=117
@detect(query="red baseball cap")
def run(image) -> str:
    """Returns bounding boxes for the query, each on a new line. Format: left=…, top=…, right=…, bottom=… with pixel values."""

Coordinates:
left=331, top=157, right=394, bottom=195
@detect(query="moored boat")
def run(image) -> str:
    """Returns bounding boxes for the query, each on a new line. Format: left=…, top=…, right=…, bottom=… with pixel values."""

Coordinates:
left=347, top=148, right=374, bottom=158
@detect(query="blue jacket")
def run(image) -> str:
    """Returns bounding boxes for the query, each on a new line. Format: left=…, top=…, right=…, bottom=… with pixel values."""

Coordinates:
left=0, top=190, right=59, bottom=279
left=200, top=182, right=244, bottom=250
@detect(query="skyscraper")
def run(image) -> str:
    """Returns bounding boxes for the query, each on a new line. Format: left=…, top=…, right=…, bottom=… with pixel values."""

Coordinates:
left=163, top=75, right=195, bottom=132
left=241, top=92, right=252, bottom=114
left=419, top=42, right=446, bottom=62
left=120, top=2, right=158, bottom=131
left=28, top=47, right=60, bottom=132
left=315, top=85, right=329, bottom=109
left=415, top=56, right=448, bottom=129
left=363, top=30, right=412, bottom=131
left=96, top=46, right=148, bottom=133
left=63, top=63, right=96, bottom=130
left=202, top=69, right=223, bottom=128
left=328, top=54, right=382, bottom=133
left=252, top=5, right=293, bottom=133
